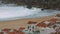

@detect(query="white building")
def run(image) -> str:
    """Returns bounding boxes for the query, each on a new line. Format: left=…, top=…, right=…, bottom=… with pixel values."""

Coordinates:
left=39, top=27, right=56, bottom=34
left=23, top=21, right=38, bottom=33
left=53, top=14, right=60, bottom=27
left=36, top=21, right=56, bottom=34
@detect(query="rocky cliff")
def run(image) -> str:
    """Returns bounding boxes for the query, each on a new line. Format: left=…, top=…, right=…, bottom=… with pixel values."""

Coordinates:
left=0, top=0, right=60, bottom=10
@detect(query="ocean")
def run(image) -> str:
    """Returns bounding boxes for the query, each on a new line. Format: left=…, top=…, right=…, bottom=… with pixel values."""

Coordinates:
left=0, top=4, right=60, bottom=21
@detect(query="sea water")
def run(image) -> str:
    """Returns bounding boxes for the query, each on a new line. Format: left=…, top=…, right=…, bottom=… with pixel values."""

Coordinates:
left=0, top=4, right=60, bottom=21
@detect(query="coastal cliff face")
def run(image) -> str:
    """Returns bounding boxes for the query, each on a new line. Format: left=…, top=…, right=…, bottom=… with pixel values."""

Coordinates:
left=0, top=0, right=60, bottom=10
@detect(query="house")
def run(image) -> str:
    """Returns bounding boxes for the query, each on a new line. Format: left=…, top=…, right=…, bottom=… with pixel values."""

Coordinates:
left=54, top=14, right=60, bottom=19
left=39, top=27, right=56, bottom=34
left=9, top=29, right=18, bottom=32
left=36, top=22, right=47, bottom=34
left=19, top=27, right=25, bottom=32
left=2, top=28, right=11, bottom=33
left=50, top=15, right=60, bottom=27
left=23, top=21, right=38, bottom=33
left=44, top=20, right=50, bottom=25
left=17, top=31, right=25, bottom=34
left=36, top=22, right=47, bottom=28
left=46, top=18, right=59, bottom=28
left=54, top=19, right=60, bottom=27
left=7, top=31, right=25, bottom=34
left=56, top=14, right=60, bottom=17
left=23, top=17, right=60, bottom=34
left=48, top=18, right=57, bottom=27
left=49, top=18, right=57, bottom=23
left=36, top=21, right=56, bottom=34
left=54, top=14, right=60, bottom=27
left=7, top=32, right=16, bottom=34
left=0, top=32, right=4, bottom=34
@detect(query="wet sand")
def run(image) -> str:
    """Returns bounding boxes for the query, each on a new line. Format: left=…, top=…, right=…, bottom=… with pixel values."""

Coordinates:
left=0, top=15, right=55, bottom=30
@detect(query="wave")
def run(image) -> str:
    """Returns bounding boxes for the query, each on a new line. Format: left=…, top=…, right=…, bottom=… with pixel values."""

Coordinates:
left=0, top=4, right=60, bottom=21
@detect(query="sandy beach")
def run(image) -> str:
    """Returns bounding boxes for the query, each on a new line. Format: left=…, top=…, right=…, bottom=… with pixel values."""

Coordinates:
left=0, top=15, right=55, bottom=30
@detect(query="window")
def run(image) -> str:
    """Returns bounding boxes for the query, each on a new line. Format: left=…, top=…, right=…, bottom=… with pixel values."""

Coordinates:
left=28, top=26, right=31, bottom=29
left=56, top=22, right=60, bottom=24
left=30, top=29, right=31, bottom=31
left=32, top=26, right=34, bottom=29
left=28, top=26, right=30, bottom=29
left=25, top=30, right=28, bottom=31
left=32, top=30, right=34, bottom=32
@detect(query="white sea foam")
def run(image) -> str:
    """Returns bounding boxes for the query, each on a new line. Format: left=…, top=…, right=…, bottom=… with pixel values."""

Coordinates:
left=0, top=4, right=60, bottom=21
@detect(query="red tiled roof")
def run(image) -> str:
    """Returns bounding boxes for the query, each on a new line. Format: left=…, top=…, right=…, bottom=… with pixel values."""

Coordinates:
left=51, top=18, right=56, bottom=21
left=17, top=31, right=24, bottom=34
left=49, top=18, right=60, bottom=24
left=50, top=18, right=57, bottom=22
left=0, top=32, right=4, bottom=34
left=6, top=30, right=25, bottom=34
left=27, top=21, right=37, bottom=24
left=36, top=22, right=47, bottom=27
left=0, top=28, right=25, bottom=34
left=56, top=14, right=60, bottom=17
left=2, top=28, right=11, bottom=32
left=19, top=27, right=25, bottom=31
left=56, top=19, right=60, bottom=23
left=12, top=29, right=18, bottom=32
left=6, top=31, right=25, bottom=34
left=7, top=32, right=16, bottom=34
left=48, top=18, right=57, bottom=25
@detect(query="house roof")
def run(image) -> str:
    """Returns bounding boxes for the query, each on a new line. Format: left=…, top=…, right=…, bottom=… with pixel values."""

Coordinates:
left=50, top=18, right=57, bottom=22
left=50, top=18, right=60, bottom=22
left=19, top=27, right=25, bottom=31
left=36, top=21, right=47, bottom=27
left=17, top=31, right=25, bottom=34
left=7, top=31, right=24, bottom=34
left=49, top=18, right=57, bottom=23
left=0, top=32, right=4, bottom=34
left=56, top=19, right=60, bottom=22
left=2, top=28, right=11, bottom=32
left=7, top=32, right=16, bottom=34
left=27, top=21, right=37, bottom=24
left=44, top=21, right=50, bottom=25
left=56, top=14, right=60, bottom=17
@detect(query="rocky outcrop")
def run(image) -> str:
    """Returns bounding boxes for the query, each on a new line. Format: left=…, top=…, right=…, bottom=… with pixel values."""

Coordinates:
left=0, top=0, right=60, bottom=10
